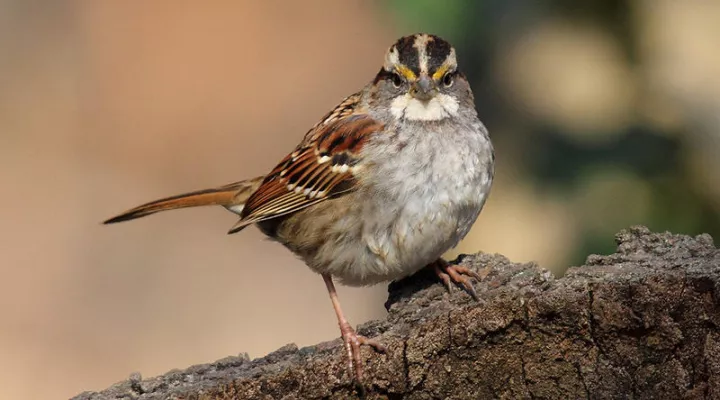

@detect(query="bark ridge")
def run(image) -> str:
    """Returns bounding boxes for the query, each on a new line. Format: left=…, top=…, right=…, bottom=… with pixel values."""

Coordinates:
left=73, top=226, right=720, bottom=399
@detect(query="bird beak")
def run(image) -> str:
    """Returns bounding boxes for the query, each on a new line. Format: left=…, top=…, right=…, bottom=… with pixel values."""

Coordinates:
left=410, top=75, right=437, bottom=101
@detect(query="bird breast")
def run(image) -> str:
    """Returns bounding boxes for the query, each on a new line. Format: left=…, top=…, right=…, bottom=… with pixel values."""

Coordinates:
left=311, top=120, right=493, bottom=286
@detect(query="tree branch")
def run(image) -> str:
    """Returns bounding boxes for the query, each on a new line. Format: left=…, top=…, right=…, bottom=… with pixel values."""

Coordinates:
left=73, top=226, right=719, bottom=399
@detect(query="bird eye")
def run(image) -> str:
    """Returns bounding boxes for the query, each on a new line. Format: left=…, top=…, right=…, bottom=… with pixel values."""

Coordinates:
left=390, top=73, right=403, bottom=88
left=442, top=72, right=455, bottom=87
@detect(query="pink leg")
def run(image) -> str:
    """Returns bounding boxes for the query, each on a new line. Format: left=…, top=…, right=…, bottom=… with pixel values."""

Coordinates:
left=323, top=274, right=386, bottom=384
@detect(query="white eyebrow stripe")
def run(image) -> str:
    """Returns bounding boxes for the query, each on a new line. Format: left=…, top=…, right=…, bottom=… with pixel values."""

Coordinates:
left=432, top=47, right=459, bottom=79
left=444, top=48, right=458, bottom=72
left=384, top=46, right=400, bottom=71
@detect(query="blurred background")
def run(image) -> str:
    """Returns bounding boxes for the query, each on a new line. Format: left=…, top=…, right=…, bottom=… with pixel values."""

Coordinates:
left=1, top=1, right=718, bottom=398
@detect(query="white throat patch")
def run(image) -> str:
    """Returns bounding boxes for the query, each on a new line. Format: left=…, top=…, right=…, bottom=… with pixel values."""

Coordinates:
left=390, top=93, right=459, bottom=121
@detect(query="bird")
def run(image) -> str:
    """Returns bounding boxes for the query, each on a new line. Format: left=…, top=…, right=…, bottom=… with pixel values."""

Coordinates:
left=104, top=33, right=495, bottom=388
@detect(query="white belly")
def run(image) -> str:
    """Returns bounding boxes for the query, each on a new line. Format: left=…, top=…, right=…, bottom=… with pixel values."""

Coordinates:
left=312, top=122, right=493, bottom=286
left=314, top=183, right=489, bottom=286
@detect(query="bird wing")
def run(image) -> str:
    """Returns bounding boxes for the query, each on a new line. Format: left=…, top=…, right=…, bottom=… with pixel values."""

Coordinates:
left=228, top=94, right=384, bottom=233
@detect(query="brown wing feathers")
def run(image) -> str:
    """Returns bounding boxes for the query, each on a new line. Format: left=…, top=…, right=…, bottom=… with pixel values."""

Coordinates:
left=228, top=115, right=383, bottom=233
left=102, top=97, right=383, bottom=233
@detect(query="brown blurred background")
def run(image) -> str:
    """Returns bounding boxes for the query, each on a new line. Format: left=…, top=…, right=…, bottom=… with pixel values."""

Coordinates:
left=1, top=1, right=718, bottom=398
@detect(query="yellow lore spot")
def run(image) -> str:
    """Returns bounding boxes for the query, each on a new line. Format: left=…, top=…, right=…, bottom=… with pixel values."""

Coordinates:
left=396, top=65, right=416, bottom=81
left=432, top=64, right=450, bottom=81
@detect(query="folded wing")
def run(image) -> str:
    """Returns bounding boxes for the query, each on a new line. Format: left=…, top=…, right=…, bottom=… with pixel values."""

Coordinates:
left=228, top=113, right=384, bottom=233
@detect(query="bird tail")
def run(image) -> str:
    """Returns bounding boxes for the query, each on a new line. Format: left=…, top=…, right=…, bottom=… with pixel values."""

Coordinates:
left=103, top=177, right=264, bottom=224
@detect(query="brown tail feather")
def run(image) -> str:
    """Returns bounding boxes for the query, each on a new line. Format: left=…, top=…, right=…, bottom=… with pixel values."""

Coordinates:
left=103, top=177, right=264, bottom=224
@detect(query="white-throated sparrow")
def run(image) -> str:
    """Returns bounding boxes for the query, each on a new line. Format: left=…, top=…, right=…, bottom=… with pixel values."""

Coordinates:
left=105, top=33, right=494, bottom=387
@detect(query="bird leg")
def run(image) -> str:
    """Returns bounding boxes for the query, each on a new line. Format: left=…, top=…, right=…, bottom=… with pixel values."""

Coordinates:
left=431, top=258, right=485, bottom=300
left=322, top=274, right=386, bottom=385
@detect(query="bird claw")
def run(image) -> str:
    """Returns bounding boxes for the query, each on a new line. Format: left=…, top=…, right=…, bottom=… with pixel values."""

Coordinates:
left=339, top=323, right=386, bottom=386
left=433, top=260, right=485, bottom=301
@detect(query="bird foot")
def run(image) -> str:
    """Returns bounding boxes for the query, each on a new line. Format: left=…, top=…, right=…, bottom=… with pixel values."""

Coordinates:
left=339, top=322, right=386, bottom=386
left=432, top=259, right=487, bottom=300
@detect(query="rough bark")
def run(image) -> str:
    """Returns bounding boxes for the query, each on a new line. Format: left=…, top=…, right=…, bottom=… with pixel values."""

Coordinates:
left=73, top=226, right=719, bottom=399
